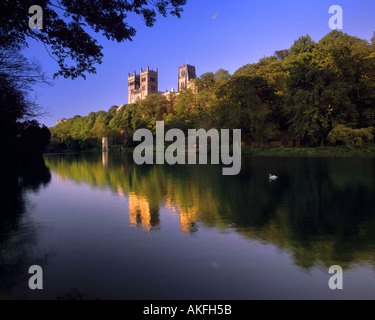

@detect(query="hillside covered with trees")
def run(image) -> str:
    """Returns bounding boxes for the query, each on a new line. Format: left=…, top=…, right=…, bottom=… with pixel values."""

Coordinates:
left=48, top=30, right=375, bottom=152
left=1, top=0, right=187, bottom=160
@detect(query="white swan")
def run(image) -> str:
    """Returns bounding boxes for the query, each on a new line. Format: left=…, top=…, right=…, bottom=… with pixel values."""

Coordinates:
left=269, top=174, right=278, bottom=181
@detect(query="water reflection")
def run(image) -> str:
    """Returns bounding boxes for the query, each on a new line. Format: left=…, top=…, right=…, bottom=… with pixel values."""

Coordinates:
left=0, top=158, right=51, bottom=298
left=44, top=153, right=375, bottom=270
left=128, top=193, right=160, bottom=232
left=102, top=151, right=108, bottom=167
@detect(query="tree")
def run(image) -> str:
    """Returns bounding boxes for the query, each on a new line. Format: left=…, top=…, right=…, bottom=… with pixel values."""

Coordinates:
left=215, top=76, right=278, bottom=145
left=173, top=89, right=196, bottom=126
left=371, top=32, right=375, bottom=52
left=0, top=74, right=29, bottom=154
left=287, top=35, right=316, bottom=57
left=0, top=46, right=50, bottom=89
left=314, top=31, right=375, bottom=128
left=283, top=31, right=375, bottom=145
left=214, top=69, right=231, bottom=81
left=108, top=105, right=119, bottom=118
left=0, top=42, right=51, bottom=157
left=274, top=49, right=289, bottom=61
left=328, top=125, right=374, bottom=148
left=110, top=104, right=134, bottom=130
left=0, top=46, right=49, bottom=122
left=90, top=115, right=110, bottom=139
left=45, top=29, right=375, bottom=151
left=49, top=105, right=130, bottom=151
left=132, top=94, right=168, bottom=132
left=109, top=130, right=125, bottom=145
left=233, top=57, right=287, bottom=129
left=1, top=0, right=187, bottom=79
left=284, top=61, right=332, bottom=146
left=18, top=120, right=51, bottom=156
left=234, top=55, right=288, bottom=95
left=194, top=72, right=216, bottom=91
left=0, top=71, right=49, bottom=156
left=0, top=73, right=50, bottom=156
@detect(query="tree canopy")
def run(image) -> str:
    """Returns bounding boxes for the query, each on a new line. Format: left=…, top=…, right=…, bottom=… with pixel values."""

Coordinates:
left=284, top=31, right=375, bottom=145
left=1, top=0, right=187, bottom=79
left=0, top=45, right=50, bottom=158
left=48, top=30, right=375, bottom=151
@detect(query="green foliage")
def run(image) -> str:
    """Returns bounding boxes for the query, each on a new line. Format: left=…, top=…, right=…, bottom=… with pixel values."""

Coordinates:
left=108, top=105, right=119, bottom=118
left=49, top=109, right=113, bottom=151
left=232, top=54, right=287, bottom=129
left=132, top=95, right=169, bottom=133
left=234, top=54, right=288, bottom=96
left=214, top=76, right=278, bottom=145
left=90, top=121, right=109, bottom=139
left=48, top=30, right=375, bottom=152
left=194, top=72, right=216, bottom=91
left=1, top=1, right=187, bottom=79
left=173, top=89, right=197, bottom=128
left=328, top=125, right=374, bottom=148
left=284, top=62, right=332, bottom=145
left=109, top=104, right=136, bottom=132
left=283, top=31, right=375, bottom=146
left=288, top=35, right=316, bottom=56
left=214, top=69, right=231, bottom=81
left=242, top=146, right=375, bottom=157
left=109, top=130, right=125, bottom=145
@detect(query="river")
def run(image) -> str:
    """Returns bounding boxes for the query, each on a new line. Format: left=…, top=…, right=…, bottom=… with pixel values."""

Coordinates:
left=1, top=153, right=375, bottom=299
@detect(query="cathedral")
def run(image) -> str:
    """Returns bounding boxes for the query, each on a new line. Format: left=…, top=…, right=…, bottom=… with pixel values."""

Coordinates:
left=128, top=64, right=196, bottom=104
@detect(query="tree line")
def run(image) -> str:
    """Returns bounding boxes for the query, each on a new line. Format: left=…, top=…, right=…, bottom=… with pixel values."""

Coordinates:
left=0, top=46, right=51, bottom=159
left=1, top=0, right=187, bottom=159
left=49, top=30, right=375, bottom=152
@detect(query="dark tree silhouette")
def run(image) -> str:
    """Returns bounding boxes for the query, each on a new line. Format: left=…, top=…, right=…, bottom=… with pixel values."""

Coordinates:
left=0, top=47, right=50, bottom=157
left=1, top=0, right=187, bottom=79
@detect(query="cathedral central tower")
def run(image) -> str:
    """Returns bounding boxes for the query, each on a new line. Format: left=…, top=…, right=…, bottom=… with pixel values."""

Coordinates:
left=178, top=64, right=196, bottom=92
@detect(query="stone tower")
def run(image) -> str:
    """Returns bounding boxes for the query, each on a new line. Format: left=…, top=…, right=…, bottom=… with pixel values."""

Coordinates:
left=178, top=64, right=196, bottom=92
left=128, top=66, right=158, bottom=104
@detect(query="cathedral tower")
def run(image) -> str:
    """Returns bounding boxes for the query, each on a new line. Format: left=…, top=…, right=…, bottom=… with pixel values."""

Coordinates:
left=178, top=64, right=196, bottom=92
left=128, top=66, right=158, bottom=104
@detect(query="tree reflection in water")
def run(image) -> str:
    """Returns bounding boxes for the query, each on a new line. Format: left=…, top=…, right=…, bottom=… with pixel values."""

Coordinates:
left=0, top=158, right=51, bottom=299
left=44, top=153, right=375, bottom=271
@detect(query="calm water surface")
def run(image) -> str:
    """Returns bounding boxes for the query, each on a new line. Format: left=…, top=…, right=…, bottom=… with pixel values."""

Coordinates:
left=1, top=153, right=375, bottom=299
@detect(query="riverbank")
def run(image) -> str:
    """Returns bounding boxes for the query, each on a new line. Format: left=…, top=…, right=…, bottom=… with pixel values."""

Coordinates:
left=43, top=145, right=375, bottom=158
left=241, top=146, right=375, bottom=157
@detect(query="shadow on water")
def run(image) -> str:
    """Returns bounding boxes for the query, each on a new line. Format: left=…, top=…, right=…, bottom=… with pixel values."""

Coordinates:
left=44, top=153, right=375, bottom=271
left=0, top=157, right=51, bottom=299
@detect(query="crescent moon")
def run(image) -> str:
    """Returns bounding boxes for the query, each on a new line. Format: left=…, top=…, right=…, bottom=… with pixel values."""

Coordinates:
left=211, top=12, right=218, bottom=19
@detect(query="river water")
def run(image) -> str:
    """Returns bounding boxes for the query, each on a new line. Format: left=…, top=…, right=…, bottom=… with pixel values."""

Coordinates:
left=1, top=153, right=375, bottom=299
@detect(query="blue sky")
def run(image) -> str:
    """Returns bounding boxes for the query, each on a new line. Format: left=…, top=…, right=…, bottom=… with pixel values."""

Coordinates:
left=23, top=0, right=375, bottom=127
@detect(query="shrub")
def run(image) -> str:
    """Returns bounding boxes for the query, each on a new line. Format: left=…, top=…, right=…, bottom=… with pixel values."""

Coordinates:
left=327, top=125, right=374, bottom=148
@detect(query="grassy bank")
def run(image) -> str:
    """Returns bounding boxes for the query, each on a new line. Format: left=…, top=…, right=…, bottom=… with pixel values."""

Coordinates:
left=44, top=145, right=375, bottom=158
left=120, top=145, right=375, bottom=158
left=241, top=146, right=375, bottom=157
